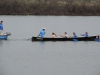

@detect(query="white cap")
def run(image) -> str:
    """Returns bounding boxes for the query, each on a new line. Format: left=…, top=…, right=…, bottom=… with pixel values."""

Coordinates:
left=43, top=28, right=46, bottom=29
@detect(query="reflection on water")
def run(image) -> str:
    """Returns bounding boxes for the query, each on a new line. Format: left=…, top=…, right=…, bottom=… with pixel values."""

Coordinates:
left=40, top=41, right=45, bottom=45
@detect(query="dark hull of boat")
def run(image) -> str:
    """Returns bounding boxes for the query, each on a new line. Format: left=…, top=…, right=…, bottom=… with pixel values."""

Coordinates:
left=32, top=36, right=99, bottom=41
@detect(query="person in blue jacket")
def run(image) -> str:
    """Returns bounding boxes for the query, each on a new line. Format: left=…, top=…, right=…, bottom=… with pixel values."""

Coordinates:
left=0, top=21, right=3, bottom=35
left=37, top=28, right=46, bottom=38
left=80, top=32, right=88, bottom=37
left=73, top=32, right=78, bottom=38
left=72, top=32, right=78, bottom=42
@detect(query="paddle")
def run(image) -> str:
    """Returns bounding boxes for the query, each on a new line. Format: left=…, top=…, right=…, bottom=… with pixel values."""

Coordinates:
left=73, top=39, right=78, bottom=42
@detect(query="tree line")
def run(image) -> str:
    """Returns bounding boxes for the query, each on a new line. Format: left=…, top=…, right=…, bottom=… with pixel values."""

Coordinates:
left=0, top=0, right=100, bottom=15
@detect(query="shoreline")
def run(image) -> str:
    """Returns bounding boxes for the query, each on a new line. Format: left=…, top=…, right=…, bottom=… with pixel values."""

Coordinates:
left=0, top=0, right=100, bottom=16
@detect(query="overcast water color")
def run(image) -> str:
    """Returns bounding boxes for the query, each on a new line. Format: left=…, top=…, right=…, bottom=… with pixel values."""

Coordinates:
left=0, top=16, right=100, bottom=75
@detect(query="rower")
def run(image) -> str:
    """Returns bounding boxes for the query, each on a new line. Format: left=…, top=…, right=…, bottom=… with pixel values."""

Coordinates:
left=80, top=32, right=88, bottom=37
left=37, top=28, right=46, bottom=38
left=95, top=35, right=100, bottom=42
left=72, top=32, right=78, bottom=42
left=51, top=32, right=57, bottom=38
left=59, top=32, right=68, bottom=38
left=73, top=32, right=78, bottom=38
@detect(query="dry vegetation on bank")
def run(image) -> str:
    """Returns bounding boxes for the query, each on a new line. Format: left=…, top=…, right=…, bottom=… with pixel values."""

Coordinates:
left=0, top=0, right=100, bottom=15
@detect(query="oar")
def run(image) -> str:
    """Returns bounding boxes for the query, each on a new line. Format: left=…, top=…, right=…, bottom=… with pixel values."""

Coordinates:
left=73, top=39, right=78, bottom=42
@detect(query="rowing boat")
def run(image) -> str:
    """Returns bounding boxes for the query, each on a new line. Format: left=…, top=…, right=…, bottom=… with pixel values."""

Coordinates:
left=32, top=36, right=100, bottom=41
left=0, top=35, right=8, bottom=40
left=0, top=32, right=11, bottom=40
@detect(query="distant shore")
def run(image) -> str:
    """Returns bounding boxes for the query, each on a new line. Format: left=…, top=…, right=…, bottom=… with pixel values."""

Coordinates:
left=0, top=0, right=100, bottom=15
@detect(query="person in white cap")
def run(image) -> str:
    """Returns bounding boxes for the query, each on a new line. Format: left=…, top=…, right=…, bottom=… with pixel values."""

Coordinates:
left=37, top=28, right=46, bottom=38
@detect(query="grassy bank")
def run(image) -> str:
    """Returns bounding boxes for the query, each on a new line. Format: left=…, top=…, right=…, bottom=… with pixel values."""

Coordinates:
left=0, top=0, right=100, bottom=15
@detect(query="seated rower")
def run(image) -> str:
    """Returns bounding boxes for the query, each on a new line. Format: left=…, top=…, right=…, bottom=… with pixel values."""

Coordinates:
left=73, top=32, right=78, bottom=38
left=51, top=32, right=57, bottom=38
left=95, top=35, right=100, bottom=42
left=72, top=32, right=78, bottom=42
left=80, top=32, right=88, bottom=37
left=59, top=32, right=68, bottom=38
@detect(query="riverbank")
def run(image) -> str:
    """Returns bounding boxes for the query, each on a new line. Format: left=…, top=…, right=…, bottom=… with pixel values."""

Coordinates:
left=0, top=0, right=100, bottom=15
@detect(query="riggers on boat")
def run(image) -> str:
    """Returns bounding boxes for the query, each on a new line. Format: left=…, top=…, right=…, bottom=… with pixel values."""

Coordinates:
left=31, top=36, right=100, bottom=42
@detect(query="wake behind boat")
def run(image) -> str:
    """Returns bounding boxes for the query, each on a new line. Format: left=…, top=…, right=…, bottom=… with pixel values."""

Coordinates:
left=31, top=36, right=100, bottom=42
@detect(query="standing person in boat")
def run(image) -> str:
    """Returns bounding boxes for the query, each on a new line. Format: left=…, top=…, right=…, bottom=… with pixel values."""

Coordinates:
left=51, top=32, right=57, bottom=38
left=80, top=32, right=88, bottom=37
left=0, top=21, right=3, bottom=35
left=59, top=32, right=68, bottom=38
left=73, top=32, right=78, bottom=38
left=37, top=28, right=46, bottom=38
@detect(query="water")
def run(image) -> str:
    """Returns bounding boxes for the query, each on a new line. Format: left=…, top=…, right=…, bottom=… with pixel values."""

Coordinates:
left=0, top=16, right=100, bottom=75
